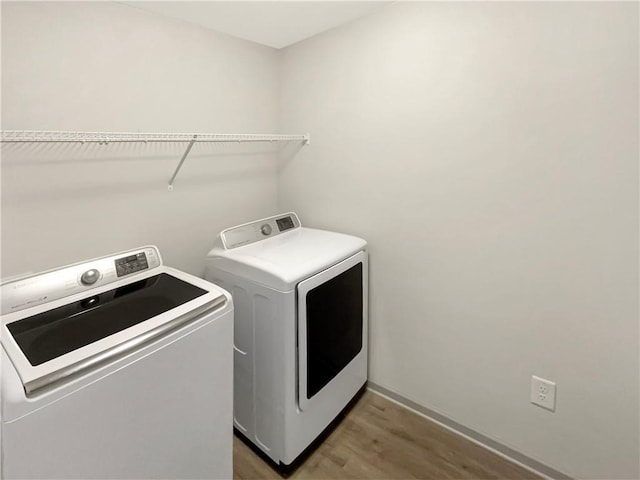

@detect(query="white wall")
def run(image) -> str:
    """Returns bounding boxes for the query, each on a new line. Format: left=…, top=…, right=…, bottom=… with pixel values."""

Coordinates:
left=2, top=2, right=638, bottom=478
left=1, top=1, right=281, bottom=277
left=279, top=2, right=639, bottom=479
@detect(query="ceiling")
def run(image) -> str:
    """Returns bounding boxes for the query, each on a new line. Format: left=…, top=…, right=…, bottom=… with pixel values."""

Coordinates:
left=121, top=1, right=392, bottom=49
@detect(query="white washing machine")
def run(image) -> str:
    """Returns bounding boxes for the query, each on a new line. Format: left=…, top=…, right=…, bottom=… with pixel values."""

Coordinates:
left=205, top=212, right=368, bottom=468
left=1, top=246, right=233, bottom=479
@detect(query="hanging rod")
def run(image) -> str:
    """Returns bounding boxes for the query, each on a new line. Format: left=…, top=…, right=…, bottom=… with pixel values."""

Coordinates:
left=0, top=130, right=311, bottom=191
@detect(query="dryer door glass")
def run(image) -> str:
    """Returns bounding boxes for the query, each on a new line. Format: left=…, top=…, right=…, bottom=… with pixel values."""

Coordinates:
left=7, top=273, right=207, bottom=366
left=305, top=262, right=363, bottom=399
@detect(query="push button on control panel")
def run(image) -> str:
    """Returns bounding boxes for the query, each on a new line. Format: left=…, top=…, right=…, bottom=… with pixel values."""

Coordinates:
left=115, top=252, right=149, bottom=277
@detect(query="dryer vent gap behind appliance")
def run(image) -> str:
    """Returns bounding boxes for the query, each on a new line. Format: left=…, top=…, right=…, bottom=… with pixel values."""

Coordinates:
left=205, top=212, right=368, bottom=468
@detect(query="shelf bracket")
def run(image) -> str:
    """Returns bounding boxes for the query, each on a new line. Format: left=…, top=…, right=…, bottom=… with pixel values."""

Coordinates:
left=168, top=135, right=197, bottom=191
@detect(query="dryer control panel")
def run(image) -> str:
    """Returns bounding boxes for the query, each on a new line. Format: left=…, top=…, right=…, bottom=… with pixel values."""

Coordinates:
left=220, top=212, right=301, bottom=249
left=1, top=246, right=162, bottom=315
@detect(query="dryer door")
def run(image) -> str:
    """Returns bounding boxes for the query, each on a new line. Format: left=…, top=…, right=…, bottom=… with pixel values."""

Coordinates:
left=297, top=250, right=366, bottom=411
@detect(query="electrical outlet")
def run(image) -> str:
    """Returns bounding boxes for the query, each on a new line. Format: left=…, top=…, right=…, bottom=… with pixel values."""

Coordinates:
left=531, top=375, right=556, bottom=411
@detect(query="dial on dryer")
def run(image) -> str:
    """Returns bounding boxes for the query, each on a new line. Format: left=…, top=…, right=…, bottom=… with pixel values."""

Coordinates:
left=260, top=224, right=272, bottom=236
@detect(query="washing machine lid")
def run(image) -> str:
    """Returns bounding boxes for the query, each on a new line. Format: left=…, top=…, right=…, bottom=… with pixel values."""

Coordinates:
left=1, top=247, right=227, bottom=397
left=207, top=226, right=367, bottom=291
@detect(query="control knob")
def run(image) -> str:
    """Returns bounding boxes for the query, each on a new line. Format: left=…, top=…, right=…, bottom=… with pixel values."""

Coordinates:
left=260, top=224, right=272, bottom=236
left=81, top=269, right=100, bottom=285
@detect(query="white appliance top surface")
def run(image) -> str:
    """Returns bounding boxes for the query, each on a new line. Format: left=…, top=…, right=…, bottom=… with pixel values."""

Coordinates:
left=1, top=247, right=229, bottom=397
left=207, top=227, right=367, bottom=291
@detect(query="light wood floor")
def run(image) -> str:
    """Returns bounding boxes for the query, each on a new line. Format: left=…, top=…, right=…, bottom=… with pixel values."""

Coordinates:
left=233, top=391, right=540, bottom=479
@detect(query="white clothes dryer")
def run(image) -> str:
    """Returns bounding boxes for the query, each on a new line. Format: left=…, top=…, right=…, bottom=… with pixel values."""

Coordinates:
left=1, top=246, right=233, bottom=479
left=205, top=213, right=368, bottom=468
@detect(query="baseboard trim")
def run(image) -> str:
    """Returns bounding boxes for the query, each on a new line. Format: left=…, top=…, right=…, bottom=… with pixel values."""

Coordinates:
left=366, top=381, right=571, bottom=480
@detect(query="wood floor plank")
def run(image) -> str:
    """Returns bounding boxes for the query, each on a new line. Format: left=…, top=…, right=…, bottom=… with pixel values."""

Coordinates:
left=233, top=391, right=541, bottom=480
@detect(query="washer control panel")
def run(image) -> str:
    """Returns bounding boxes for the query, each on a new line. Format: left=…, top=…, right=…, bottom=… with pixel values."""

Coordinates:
left=1, top=246, right=162, bottom=315
left=221, top=212, right=301, bottom=249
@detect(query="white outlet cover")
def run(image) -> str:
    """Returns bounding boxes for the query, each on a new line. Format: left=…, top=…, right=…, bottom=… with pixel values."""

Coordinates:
left=531, top=375, right=556, bottom=411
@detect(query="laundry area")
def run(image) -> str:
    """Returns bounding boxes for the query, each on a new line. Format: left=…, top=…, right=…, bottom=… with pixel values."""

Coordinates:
left=1, top=2, right=638, bottom=480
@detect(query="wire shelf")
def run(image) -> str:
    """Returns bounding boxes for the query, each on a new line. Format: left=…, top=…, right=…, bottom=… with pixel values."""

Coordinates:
left=0, top=130, right=309, bottom=144
left=1, top=130, right=310, bottom=190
